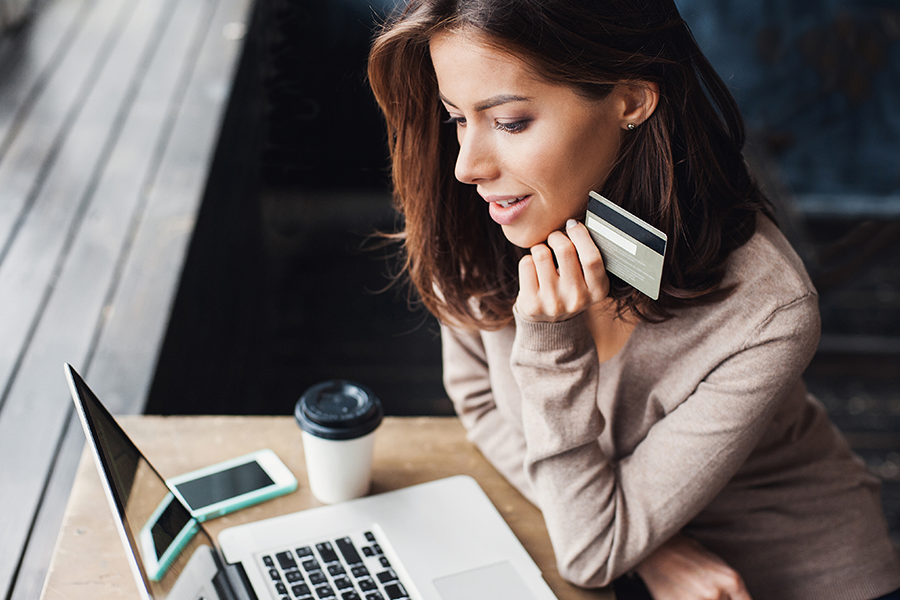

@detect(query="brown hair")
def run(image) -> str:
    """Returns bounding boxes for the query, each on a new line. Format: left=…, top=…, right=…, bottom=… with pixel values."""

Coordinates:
left=368, top=0, right=771, bottom=330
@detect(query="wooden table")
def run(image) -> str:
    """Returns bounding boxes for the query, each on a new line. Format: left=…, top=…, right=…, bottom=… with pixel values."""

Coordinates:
left=40, top=415, right=613, bottom=600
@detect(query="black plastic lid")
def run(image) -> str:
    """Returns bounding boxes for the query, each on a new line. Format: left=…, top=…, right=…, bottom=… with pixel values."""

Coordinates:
left=294, top=380, right=383, bottom=440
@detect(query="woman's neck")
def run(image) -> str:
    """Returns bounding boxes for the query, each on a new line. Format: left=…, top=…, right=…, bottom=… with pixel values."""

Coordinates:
left=584, top=301, right=638, bottom=363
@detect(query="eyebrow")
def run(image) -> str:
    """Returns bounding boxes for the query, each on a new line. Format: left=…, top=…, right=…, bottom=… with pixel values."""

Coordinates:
left=440, top=93, right=531, bottom=112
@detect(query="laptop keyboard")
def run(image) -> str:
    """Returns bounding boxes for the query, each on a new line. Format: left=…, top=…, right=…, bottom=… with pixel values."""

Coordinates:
left=259, top=527, right=412, bottom=600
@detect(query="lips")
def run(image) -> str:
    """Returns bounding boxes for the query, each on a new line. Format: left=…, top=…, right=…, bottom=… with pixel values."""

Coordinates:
left=484, top=194, right=531, bottom=225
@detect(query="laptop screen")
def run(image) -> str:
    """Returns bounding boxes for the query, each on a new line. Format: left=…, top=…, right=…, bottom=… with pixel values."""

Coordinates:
left=67, top=365, right=228, bottom=600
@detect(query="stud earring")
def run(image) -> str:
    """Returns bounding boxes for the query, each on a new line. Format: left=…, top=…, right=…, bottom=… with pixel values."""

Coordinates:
left=626, top=123, right=636, bottom=131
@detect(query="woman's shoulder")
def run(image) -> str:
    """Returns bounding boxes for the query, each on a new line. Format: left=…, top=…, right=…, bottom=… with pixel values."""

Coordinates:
left=659, top=215, right=820, bottom=352
left=722, top=214, right=817, bottom=308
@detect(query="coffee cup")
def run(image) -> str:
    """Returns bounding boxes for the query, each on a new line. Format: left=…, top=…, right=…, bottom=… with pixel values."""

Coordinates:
left=294, top=380, right=383, bottom=504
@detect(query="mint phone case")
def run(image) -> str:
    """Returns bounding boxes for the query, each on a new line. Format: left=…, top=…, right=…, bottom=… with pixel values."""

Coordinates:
left=165, top=449, right=298, bottom=522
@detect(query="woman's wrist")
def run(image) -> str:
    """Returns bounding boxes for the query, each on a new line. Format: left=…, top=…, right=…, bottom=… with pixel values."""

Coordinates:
left=512, top=307, right=591, bottom=352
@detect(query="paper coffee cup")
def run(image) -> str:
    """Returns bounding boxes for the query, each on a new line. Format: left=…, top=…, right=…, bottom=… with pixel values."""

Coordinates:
left=295, top=380, right=383, bottom=504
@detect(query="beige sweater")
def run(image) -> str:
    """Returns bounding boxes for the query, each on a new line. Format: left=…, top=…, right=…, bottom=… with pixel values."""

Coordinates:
left=441, top=217, right=900, bottom=599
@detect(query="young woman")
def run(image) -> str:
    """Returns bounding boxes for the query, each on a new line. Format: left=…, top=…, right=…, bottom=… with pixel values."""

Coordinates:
left=367, top=1, right=900, bottom=598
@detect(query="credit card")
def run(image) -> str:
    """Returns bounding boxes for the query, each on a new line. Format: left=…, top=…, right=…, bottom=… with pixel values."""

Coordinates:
left=584, top=191, right=667, bottom=300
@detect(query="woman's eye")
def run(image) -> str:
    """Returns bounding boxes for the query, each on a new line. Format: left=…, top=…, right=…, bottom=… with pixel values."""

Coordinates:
left=495, top=120, right=529, bottom=134
left=443, top=115, right=466, bottom=127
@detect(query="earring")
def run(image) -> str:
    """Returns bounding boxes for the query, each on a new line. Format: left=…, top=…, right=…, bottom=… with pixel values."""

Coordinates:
left=627, top=123, right=636, bottom=131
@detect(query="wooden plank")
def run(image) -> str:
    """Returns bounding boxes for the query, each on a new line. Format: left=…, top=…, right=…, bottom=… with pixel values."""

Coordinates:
left=0, top=0, right=187, bottom=591
left=0, top=2, right=243, bottom=599
left=0, top=0, right=133, bottom=396
left=0, top=0, right=128, bottom=261
left=0, top=0, right=35, bottom=29
left=0, top=0, right=88, bottom=147
left=0, top=0, right=171, bottom=383
left=8, top=418, right=85, bottom=600
left=88, top=0, right=253, bottom=414
left=1, top=0, right=254, bottom=595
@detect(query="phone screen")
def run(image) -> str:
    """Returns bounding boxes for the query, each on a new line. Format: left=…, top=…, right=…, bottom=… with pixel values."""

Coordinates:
left=173, top=460, right=275, bottom=510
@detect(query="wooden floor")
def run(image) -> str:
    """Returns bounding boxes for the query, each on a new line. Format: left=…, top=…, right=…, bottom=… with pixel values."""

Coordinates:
left=0, top=0, right=255, bottom=597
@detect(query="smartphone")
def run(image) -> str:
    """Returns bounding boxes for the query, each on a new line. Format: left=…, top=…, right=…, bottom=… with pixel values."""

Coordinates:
left=166, top=449, right=298, bottom=522
left=139, top=492, right=199, bottom=581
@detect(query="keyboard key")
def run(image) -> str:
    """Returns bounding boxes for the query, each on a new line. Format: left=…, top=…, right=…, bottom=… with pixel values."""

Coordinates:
left=286, top=571, right=305, bottom=583
left=277, top=552, right=298, bottom=570
left=303, top=559, right=321, bottom=572
left=364, top=532, right=376, bottom=542
left=365, top=593, right=384, bottom=600
left=362, top=547, right=374, bottom=557
left=270, top=569, right=282, bottom=580
left=292, top=583, right=311, bottom=597
left=263, top=556, right=275, bottom=567
left=317, top=542, right=340, bottom=563
left=315, top=585, right=336, bottom=598
left=358, top=578, right=377, bottom=591
left=276, top=582, right=288, bottom=595
left=328, top=564, right=346, bottom=576
left=379, top=557, right=391, bottom=569
left=333, top=577, right=353, bottom=590
left=376, top=570, right=397, bottom=584
left=383, top=583, right=408, bottom=599
left=342, top=593, right=361, bottom=600
left=351, top=566, right=369, bottom=578
left=372, top=545, right=383, bottom=555
left=308, top=571, right=327, bottom=585
left=336, top=538, right=362, bottom=565
left=296, top=547, right=314, bottom=558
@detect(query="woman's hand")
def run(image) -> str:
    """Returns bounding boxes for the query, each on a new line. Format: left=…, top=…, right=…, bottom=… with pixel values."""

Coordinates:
left=516, top=219, right=610, bottom=322
left=635, top=534, right=753, bottom=600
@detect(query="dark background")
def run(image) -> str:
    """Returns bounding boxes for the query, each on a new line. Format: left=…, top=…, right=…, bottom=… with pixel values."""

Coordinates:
left=146, top=0, right=452, bottom=418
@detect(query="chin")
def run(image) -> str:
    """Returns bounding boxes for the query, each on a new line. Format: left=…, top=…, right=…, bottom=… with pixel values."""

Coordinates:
left=501, top=226, right=548, bottom=250
left=501, top=223, right=556, bottom=250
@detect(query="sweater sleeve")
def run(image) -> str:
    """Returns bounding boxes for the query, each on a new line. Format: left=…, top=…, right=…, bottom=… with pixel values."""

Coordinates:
left=440, top=323, right=537, bottom=504
left=511, top=293, right=821, bottom=588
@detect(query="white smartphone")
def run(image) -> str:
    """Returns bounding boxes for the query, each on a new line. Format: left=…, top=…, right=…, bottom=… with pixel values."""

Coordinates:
left=166, top=449, right=297, bottom=522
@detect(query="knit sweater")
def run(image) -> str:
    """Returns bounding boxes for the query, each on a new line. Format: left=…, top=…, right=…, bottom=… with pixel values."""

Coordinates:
left=441, top=216, right=900, bottom=599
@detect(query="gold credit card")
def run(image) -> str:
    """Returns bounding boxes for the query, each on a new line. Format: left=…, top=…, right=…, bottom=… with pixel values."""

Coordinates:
left=584, top=192, right=667, bottom=300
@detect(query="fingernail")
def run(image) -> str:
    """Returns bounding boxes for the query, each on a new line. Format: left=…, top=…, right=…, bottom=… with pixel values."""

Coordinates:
left=566, top=219, right=577, bottom=230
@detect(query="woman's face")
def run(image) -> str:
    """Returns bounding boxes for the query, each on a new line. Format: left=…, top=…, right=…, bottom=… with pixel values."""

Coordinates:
left=430, top=31, right=626, bottom=249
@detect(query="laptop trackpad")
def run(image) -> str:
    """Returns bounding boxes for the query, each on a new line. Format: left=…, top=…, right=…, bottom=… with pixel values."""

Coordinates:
left=433, top=561, right=539, bottom=600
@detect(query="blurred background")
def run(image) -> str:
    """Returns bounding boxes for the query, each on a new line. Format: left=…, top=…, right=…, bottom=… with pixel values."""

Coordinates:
left=141, top=0, right=900, bottom=535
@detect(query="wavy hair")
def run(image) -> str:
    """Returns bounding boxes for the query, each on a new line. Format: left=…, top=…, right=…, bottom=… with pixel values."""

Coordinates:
left=368, top=0, right=771, bottom=330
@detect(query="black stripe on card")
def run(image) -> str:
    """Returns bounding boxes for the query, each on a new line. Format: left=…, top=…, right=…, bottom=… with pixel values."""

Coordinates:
left=587, top=197, right=666, bottom=256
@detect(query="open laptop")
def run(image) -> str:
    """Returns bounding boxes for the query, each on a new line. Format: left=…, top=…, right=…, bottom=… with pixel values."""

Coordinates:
left=65, top=363, right=560, bottom=600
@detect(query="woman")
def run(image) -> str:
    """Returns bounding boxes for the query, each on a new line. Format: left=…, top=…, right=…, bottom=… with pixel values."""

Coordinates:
left=367, top=0, right=900, bottom=598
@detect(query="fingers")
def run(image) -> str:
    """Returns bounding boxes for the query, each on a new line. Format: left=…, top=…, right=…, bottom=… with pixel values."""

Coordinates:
left=515, top=220, right=610, bottom=322
left=636, top=534, right=754, bottom=600
left=516, top=245, right=566, bottom=321
left=564, top=219, right=609, bottom=299
left=531, top=241, right=562, bottom=287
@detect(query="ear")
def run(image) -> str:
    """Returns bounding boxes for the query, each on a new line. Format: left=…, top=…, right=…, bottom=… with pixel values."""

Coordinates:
left=618, top=81, right=659, bottom=131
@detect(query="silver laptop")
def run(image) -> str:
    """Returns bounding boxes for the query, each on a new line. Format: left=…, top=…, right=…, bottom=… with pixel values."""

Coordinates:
left=65, top=363, right=559, bottom=600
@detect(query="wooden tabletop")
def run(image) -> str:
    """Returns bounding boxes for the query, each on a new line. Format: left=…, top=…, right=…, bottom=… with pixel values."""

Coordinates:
left=40, top=415, right=613, bottom=600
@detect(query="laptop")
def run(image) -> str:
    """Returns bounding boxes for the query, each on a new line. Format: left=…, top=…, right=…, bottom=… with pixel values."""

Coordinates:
left=65, top=363, right=560, bottom=600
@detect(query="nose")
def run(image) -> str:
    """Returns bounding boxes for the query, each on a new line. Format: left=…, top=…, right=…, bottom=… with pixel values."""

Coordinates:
left=454, top=128, right=497, bottom=185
